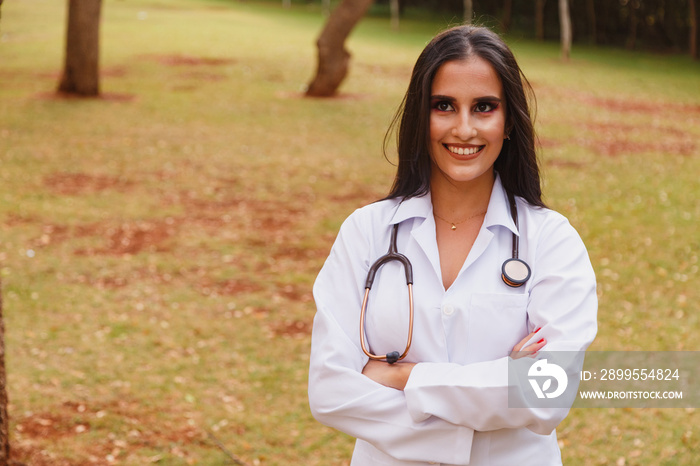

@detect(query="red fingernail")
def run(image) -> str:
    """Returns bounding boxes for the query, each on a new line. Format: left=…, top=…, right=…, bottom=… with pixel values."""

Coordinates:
left=535, top=327, right=542, bottom=333
left=537, top=338, right=544, bottom=344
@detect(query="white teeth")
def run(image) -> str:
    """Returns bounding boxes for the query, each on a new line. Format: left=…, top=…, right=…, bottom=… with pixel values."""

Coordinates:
left=447, top=145, right=481, bottom=155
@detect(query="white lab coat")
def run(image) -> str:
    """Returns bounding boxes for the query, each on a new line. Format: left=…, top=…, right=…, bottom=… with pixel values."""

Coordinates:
left=308, top=175, right=598, bottom=465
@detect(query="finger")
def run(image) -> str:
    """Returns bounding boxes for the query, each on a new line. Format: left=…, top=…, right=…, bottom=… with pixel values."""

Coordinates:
left=522, top=338, right=546, bottom=354
left=512, top=327, right=541, bottom=352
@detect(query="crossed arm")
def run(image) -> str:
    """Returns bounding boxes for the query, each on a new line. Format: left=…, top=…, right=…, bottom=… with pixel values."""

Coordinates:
left=363, top=328, right=546, bottom=390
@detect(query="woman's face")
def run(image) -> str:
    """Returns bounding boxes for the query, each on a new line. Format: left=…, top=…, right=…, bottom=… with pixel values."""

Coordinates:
left=428, top=56, right=507, bottom=190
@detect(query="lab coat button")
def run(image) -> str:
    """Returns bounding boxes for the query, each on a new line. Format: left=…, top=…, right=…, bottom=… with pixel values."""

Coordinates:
left=442, top=304, right=454, bottom=316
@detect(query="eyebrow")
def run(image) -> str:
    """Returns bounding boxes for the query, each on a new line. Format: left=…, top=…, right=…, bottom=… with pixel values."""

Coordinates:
left=430, top=94, right=502, bottom=103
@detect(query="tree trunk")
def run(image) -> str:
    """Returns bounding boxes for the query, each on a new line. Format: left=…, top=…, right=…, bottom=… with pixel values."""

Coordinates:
left=0, top=282, right=9, bottom=465
left=559, top=0, right=572, bottom=61
left=690, top=0, right=698, bottom=59
left=535, top=0, right=547, bottom=41
left=305, top=0, right=374, bottom=97
left=625, top=1, right=638, bottom=50
left=463, top=0, right=473, bottom=24
left=390, top=0, right=399, bottom=31
left=586, top=0, right=596, bottom=44
left=502, top=0, right=512, bottom=32
left=58, top=0, right=103, bottom=97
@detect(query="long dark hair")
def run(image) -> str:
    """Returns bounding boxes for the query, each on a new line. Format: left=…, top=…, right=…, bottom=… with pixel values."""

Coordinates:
left=383, top=25, right=545, bottom=208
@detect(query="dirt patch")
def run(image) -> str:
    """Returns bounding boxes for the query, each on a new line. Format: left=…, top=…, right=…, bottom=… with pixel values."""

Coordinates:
left=545, top=159, right=585, bottom=168
left=575, top=121, right=696, bottom=157
left=278, top=90, right=372, bottom=101
left=74, top=218, right=179, bottom=256
left=329, top=185, right=385, bottom=206
left=592, top=139, right=695, bottom=157
left=27, top=223, right=72, bottom=248
left=197, top=277, right=264, bottom=297
left=533, top=84, right=700, bottom=117
left=44, top=172, right=133, bottom=195
left=175, top=193, right=306, bottom=239
left=146, top=54, right=235, bottom=67
left=13, top=401, right=109, bottom=465
left=537, top=137, right=563, bottom=149
left=581, top=121, right=695, bottom=140
left=12, top=399, right=209, bottom=465
left=274, top=283, right=313, bottom=303
left=67, top=265, right=186, bottom=290
left=36, top=92, right=137, bottom=102
left=581, top=95, right=700, bottom=115
left=1, top=213, right=41, bottom=227
left=270, top=319, right=313, bottom=338
left=176, top=71, right=227, bottom=81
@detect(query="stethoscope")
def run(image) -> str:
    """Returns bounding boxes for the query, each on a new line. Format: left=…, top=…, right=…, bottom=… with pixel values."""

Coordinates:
left=359, top=191, right=531, bottom=364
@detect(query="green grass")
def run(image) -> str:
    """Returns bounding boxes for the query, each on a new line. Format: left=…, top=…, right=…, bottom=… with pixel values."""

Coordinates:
left=1, top=0, right=699, bottom=464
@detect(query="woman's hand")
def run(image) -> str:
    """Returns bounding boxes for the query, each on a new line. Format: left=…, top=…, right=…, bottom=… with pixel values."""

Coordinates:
left=363, top=329, right=544, bottom=388
left=362, top=359, right=416, bottom=390
left=510, top=328, right=546, bottom=359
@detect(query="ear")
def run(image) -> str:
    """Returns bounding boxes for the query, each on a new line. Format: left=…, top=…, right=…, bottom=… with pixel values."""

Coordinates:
left=504, top=120, right=513, bottom=140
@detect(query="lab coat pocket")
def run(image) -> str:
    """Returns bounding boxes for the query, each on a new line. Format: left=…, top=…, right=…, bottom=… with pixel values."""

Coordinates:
left=467, top=293, right=528, bottom=360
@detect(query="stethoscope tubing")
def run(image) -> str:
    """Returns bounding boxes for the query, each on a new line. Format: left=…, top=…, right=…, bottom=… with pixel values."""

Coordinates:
left=360, top=224, right=414, bottom=364
left=360, top=191, right=531, bottom=364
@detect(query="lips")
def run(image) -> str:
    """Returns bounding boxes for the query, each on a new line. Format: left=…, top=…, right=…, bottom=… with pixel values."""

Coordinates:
left=444, top=144, right=484, bottom=156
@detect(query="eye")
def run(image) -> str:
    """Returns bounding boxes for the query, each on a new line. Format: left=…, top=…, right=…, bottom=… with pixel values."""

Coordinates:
left=433, top=101, right=454, bottom=112
left=474, top=102, right=498, bottom=113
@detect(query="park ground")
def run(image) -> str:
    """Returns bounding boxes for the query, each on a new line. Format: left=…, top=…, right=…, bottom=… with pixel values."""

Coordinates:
left=1, top=0, right=699, bottom=464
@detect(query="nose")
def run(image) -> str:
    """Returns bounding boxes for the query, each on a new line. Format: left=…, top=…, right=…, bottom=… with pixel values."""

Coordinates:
left=451, top=110, right=477, bottom=140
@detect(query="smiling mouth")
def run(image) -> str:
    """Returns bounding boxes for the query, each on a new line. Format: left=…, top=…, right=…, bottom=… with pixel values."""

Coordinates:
left=445, top=144, right=484, bottom=156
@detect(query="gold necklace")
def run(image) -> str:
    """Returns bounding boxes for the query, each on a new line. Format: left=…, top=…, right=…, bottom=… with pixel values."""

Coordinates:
left=434, top=210, right=487, bottom=231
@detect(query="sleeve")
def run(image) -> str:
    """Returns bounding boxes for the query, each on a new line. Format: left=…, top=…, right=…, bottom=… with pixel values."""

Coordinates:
left=308, top=210, right=474, bottom=465
left=403, top=214, right=598, bottom=435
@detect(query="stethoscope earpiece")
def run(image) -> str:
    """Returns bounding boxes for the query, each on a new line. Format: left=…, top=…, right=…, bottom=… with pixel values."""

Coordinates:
left=501, top=258, right=531, bottom=287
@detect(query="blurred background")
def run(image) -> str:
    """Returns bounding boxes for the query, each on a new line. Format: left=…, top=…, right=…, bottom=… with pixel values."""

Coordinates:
left=0, top=0, right=699, bottom=464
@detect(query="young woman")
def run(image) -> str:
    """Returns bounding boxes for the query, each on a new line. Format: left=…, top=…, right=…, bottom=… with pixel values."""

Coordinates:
left=308, top=25, right=597, bottom=465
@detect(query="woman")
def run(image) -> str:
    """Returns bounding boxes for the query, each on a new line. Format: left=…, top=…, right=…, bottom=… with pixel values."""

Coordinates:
left=308, top=25, right=597, bottom=465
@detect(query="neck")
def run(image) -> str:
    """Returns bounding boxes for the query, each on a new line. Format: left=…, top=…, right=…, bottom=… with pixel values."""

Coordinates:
left=430, top=169, right=495, bottom=220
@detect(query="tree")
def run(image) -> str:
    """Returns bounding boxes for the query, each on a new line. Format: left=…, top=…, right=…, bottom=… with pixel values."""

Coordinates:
left=58, top=0, right=103, bottom=97
left=625, top=0, right=639, bottom=50
left=535, top=0, right=547, bottom=41
left=691, top=0, right=698, bottom=59
left=306, top=0, right=374, bottom=97
left=0, top=282, right=9, bottom=465
left=558, top=0, right=572, bottom=60
left=502, top=0, right=513, bottom=32
left=390, top=0, right=400, bottom=31
left=586, top=0, right=596, bottom=44
left=463, top=0, right=473, bottom=24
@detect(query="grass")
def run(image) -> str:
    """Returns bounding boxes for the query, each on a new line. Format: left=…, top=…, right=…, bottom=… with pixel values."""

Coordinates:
left=1, top=0, right=699, bottom=464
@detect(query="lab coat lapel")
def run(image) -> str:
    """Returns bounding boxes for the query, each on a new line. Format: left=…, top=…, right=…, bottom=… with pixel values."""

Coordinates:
left=389, top=194, right=443, bottom=283
left=461, top=226, right=494, bottom=273
left=411, top=214, right=442, bottom=283
left=459, top=175, right=517, bottom=275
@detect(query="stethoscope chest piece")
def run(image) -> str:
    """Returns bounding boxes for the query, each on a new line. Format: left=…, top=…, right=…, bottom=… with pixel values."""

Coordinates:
left=502, top=258, right=531, bottom=287
left=502, top=190, right=531, bottom=288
